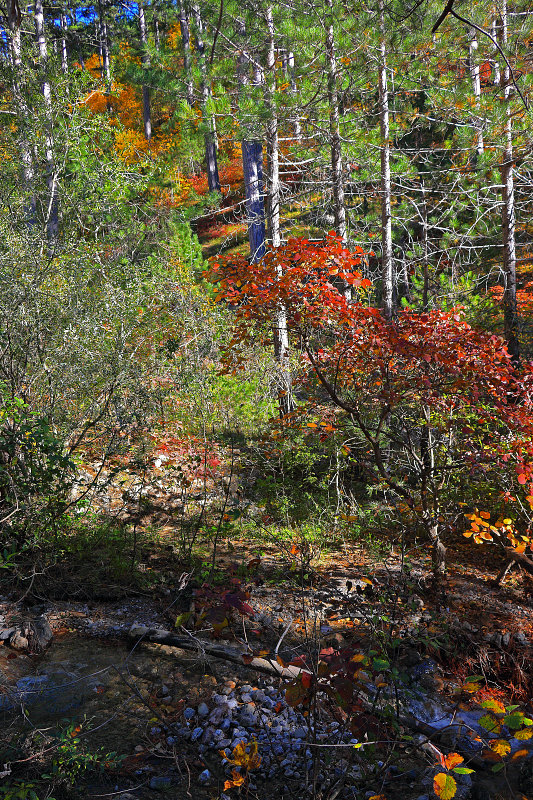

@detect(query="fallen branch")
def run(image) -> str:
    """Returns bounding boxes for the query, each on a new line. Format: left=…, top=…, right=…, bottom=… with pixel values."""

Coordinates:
left=495, top=547, right=533, bottom=584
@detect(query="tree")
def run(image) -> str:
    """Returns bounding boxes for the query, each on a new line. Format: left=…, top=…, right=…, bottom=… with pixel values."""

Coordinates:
left=138, top=0, right=152, bottom=141
left=213, top=235, right=533, bottom=575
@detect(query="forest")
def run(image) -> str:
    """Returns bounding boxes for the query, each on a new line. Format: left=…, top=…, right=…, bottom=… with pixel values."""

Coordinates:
left=0, top=0, right=533, bottom=798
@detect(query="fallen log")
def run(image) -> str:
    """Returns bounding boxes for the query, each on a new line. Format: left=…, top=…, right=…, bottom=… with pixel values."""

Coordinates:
left=128, top=625, right=302, bottom=679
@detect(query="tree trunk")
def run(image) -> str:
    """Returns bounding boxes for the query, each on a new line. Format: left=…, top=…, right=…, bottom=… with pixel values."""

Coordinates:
left=139, top=0, right=152, bottom=142
left=191, top=3, right=220, bottom=192
left=7, top=5, right=36, bottom=227
left=265, top=7, right=280, bottom=248
left=499, top=0, right=519, bottom=366
left=60, top=12, right=68, bottom=74
left=325, top=0, right=346, bottom=246
left=237, top=25, right=266, bottom=263
left=266, top=6, right=293, bottom=416
left=34, top=0, right=58, bottom=244
left=467, top=28, right=484, bottom=157
left=287, top=51, right=301, bottom=141
left=97, top=0, right=111, bottom=90
left=179, top=0, right=194, bottom=107
left=378, top=0, right=393, bottom=321
left=490, top=17, right=501, bottom=85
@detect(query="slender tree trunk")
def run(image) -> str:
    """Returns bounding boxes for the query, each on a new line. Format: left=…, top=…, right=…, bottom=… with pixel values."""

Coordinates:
left=34, top=0, right=58, bottom=244
left=490, top=17, right=501, bottom=85
left=60, top=12, right=68, bottom=73
left=467, top=28, right=484, bottom=157
left=139, top=0, right=152, bottom=141
left=179, top=0, right=194, bottom=107
left=192, top=3, right=220, bottom=191
left=421, top=182, right=429, bottom=310
left=237, top=26, right=266, bottom=262
left=266, top=7, right=280, bottom=248
left=378, top=0, right=393, bottom=321
left=8, top=6, right=36, bottom=227
left=97, top=0, right=111, bottom=89
left=499, top=0, right=519, bottom=365
left=287, top=51, right=301, bottom=141
left=266, top=6, right=293, bottom=416
left=154, top=18, right=160, bottom=51
left=325, top=0, right=346, bottom=245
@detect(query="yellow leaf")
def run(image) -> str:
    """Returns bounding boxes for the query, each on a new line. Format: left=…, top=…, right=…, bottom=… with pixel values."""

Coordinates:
left=433, top=772, right=457, bottom=799
left=489, top=739, right=511, bottom=757
left=515, top=728, right=533, bottom=741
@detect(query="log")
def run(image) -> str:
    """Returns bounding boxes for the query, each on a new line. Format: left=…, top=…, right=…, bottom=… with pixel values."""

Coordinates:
left=128, top=625, right=302, bottom=679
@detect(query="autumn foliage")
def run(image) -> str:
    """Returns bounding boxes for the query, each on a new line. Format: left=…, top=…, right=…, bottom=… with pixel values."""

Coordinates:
left=211, top=235, right=533, bottom=568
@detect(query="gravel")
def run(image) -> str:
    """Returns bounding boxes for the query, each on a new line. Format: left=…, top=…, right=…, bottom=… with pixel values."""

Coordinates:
left=163, top=679, right=362, bottom=797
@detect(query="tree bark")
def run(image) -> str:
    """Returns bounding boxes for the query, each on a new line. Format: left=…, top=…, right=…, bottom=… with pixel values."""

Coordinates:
left=60, top=12, right=68, bottom=74
left=139, top=0, right=152, bottom=141
left=179, top=0, right=194, bottom=107
left=97, top=0, right=111, bottom=90
left=287, top=51, right=301, bottom=141
left=378, top=0, right=393, bottom=321
left=7, top=6, right=37, bottom=227
left=499, top=0, right=519, bottom=366
left=467, top=28, right=484, bottom=157
left=266, top=6, right=293, bottom=416
left=237, top=25, right=266, bottom=263
left=34, top=0, right=58, bottom=244
left=325, top=0, right=346, bottom=246
left=192, top=3, right=220, bottom=192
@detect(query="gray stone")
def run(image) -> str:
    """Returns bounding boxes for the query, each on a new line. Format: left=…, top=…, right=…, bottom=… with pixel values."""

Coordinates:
left=9, top=630, right=29, bottom=650
left=149, top=775, right=173, bottom=790
left=29, top=615, right=53, bottom=652
left=197, top=702, right=209, bottom=717
left=0, top=627, right=16, bottom=641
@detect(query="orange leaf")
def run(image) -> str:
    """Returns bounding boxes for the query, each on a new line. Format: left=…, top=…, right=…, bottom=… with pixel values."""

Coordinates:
left=444, top=753, right=463, bottom=769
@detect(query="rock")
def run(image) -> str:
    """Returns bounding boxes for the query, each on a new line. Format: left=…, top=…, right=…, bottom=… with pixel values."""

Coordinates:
left=191, top=727, right=203, bottom=742
left=325, top=632, right=345, bottom=648
left=197, top=702, right=209, bottom=717
left=514, top=631, right=529, bottom=647
left=0, top=627, right=16, bottom=641
left=29, top=615, right=53, bottom=652
left=9, top=630, right=29, bottom=650
left=184, top=707, right=195, bottom=720
left=149, top=776, right=173, bottom=790
left=198, top=769, right=211, bottom=783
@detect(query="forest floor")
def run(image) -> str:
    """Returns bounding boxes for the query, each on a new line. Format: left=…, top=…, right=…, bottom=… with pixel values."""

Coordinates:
left=1, top=457, right=532, bottom=800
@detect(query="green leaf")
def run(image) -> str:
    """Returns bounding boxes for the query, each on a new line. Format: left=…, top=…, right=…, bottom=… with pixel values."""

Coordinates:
left=452, top=767, right=475, bottom=774
left=503, top=712, right=524, bottom=730
left=491, top=762, right=505, bottom=773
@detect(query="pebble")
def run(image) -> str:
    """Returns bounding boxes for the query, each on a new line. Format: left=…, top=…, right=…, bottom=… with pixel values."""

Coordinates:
left=184, top=707, right=195, bottom=720
left=198, top=769, right=211, bottom=783
left=198, top=702, right=209, bottom=717
left=191, top=727, right=203, bottom=742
